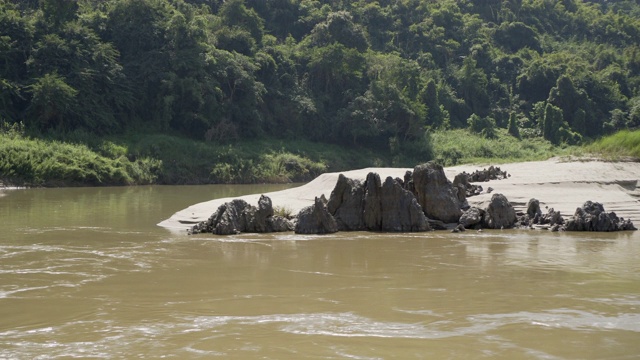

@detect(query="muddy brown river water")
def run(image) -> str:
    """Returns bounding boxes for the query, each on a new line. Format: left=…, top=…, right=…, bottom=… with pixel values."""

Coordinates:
left=1, top=185, right=639, bottom=359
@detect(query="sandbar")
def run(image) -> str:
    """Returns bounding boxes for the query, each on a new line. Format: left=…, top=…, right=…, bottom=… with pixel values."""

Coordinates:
left=158, top=158, right=640, bottom=231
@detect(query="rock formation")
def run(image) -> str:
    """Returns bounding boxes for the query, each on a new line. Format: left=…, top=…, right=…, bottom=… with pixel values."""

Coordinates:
left=483, top=193, right=517, bottom=229
left=326, top=172, right=430, bottom=232
left=412, top=162, right=462, bottom=223
left=378, top=176, right=430, bottom=232
left=459, top=207, right=484, bottom=229
left=453, top=172, right=483, bottom=199
left=294, top=196, right=338, bottom=234
left=327, top=174, right=366, bottom=231
left=464, top=166, right=509, bottom=182
left=190, top=195, right=293, bottom=235
left=564, top=201, right=637, bottom=231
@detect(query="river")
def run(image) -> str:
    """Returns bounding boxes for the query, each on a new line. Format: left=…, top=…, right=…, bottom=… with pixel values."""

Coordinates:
left=1, top=185, right=639, bottom=359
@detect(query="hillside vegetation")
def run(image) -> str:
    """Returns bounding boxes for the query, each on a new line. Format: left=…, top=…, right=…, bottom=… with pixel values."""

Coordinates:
left=1, top=0, right=640, bottom=185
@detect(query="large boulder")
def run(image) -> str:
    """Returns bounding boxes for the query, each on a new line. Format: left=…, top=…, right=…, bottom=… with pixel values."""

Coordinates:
left=191, top=195, right=293, bottom=235
left=483, top=193, right=517, bottom=229
left=295, top=197, right=338, bottom=234
left=378, top=176, right=429, bottom=232
left=191, top=199, right=251, bottom=235
left=526, top=198, right=542, bottom=219
left=327, top=174, right=365, bottom=231
left=565, top=201, right=636, bottom=231
left=413, top=162, right=462, bottom=223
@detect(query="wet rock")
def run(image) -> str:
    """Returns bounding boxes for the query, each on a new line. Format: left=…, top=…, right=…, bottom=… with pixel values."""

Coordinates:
left=483, top=193, right=517, bottom=229
left=295, top=197, right=338, bottom=234
left=413, top=162, right=462, bottom=223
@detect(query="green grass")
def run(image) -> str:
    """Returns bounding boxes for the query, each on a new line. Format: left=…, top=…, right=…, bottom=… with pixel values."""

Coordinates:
left=0, top=133, right=160, bottom=186
left=429, top=128, right=570, bottom=166
left=585, top=129, right=640, bottom=160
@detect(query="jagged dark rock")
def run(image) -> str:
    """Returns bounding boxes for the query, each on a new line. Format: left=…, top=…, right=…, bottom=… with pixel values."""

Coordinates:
left=190, top=195, right=293, bottom=235
left=363, top=172, right=383, bottom=230
left=564, top=201, right=637, bottom=231
left=327, top=172, right=430, bottom=232
left=378, top=176, right=430, bottom=232
left=453, top=172, right=483, bottom=199
left=327, top=174, right=365, bottom=231
left=526, top=198, right=542, bottom=219
left=295, top=197, right=338, bottom=234
left=413, top=162, right=462, bottom=223
left=465, top=166, right=509, bottom=182
left=541, top=207, right=563, bottom=226
left=483, top=193, right=517, bottom=229
left=460, top=207, right=485, bottom=229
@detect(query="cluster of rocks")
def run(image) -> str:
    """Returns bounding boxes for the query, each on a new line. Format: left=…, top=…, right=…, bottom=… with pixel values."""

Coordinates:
left=514, top=198, right=636, bottom=232
left=453, top=165, right=508, bottom=198
left=463, top=166, right=509, bottom=182
left=190, top=195, right=293, bottom=235
left=190, top=162, right=636, bottom=235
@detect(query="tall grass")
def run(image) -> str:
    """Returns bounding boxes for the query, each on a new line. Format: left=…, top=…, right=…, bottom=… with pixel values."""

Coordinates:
left=585, top=130, right=640, bottom=160
left=429, top=128, right=565, bottom=166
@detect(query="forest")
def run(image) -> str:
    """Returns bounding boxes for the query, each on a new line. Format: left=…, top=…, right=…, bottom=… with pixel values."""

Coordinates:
left=1, top=0, right=640, bottom=185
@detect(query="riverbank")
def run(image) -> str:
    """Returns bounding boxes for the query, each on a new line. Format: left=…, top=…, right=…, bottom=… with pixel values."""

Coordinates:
left=159, top=158, right=640, bottom=231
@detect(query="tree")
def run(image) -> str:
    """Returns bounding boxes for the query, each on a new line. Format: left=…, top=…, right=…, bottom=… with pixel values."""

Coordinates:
left=457, top=56, right=490, bottom=117
left=508, top=111, right=520, bottom=138
left=219, top=0, right=264, bottom=42
left=27, top=72, right=78, bottom=130
left=542, top=102, right=563, bottom=144
left=421, top=79, right=446, bottom=128
left=307, top=11, right=369, bottom=51
left=468, top=113, right=496, bottom=138
left=494, top=21, right=541, bottom=53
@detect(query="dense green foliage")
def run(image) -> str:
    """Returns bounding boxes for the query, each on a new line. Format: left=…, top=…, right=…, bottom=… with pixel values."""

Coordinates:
left=0, top=123, right=161, bottom=186
left=2, top=0, right=640, bottom=185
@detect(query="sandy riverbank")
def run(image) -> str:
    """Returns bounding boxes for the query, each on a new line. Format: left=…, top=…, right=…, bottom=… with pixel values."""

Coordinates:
left=158, top=158, right=640, bottom=231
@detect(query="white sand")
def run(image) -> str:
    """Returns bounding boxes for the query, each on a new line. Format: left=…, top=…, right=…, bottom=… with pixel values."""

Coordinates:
left=158, top=158, right=640, bottom=230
